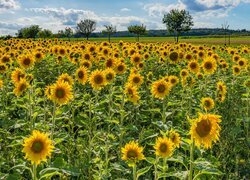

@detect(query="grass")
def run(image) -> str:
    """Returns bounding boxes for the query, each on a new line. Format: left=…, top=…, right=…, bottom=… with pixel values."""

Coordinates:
left=77, top=36, right=250, bottom=45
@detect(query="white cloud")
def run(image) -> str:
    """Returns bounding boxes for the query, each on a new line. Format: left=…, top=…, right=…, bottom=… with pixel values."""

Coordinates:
left=143, top=1, right=186, bottom=17
left=120, top=8, right=130, bottom=12
left=0, top=0, right=20, bottom=13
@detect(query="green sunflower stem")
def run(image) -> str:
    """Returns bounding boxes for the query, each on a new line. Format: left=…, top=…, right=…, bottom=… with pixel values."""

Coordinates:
left=51, top=102, right=56, bottom=140
left=162, top=97, right=167, bottom=124
left=189, top=139, right=194, bottom=180
left=32, top=164, right=37, bottom=180
left=132, top=164, right=137, bottom=180
left=163, top=157, right=168, bottom=180
left=154, top=156, right=158, bottom=180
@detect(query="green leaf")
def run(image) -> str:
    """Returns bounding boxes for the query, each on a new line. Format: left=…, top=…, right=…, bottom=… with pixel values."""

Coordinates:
left=137, top=166, right=152, bottom=178
left=146, top=157, right=156, bottom=164
left=39, top=171, right=62, bottom=180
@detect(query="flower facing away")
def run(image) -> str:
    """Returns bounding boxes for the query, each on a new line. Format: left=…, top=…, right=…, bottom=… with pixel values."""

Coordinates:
left=190, top=113, right=221, bottom=149
left=168, top=130, right=181, bottom=148
left=121, top=141, right=145, bottom=165
left=154, top=137, right=174, bottom=158
left=22, top=130, right=54, bottom=165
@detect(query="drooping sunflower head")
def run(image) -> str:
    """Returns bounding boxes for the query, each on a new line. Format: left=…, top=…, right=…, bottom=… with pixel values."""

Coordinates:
left=57, top=73, right=74, bottom=86
left=89, top=69, right=107, bottom=90
left=124, top=83, right=140, bottom=104
left=121, top=141, right=145, bottom=164
left=168, top=130, right=181, bottom=148
left=151, top=79, right=171, bottom=99
left=13, top=78, right=29, bottom=97
left=104, top=68, right=116, bottom=83
left=188, top=60, right=200, bottom=74
left=202, top=57, right=217, bottom=75
left=154, top=137, right=174, bottom=158
left=18, top=54, right=35, bottom=69
left=75, top=66, right=88, bottom=85
left=51, top=81, right=73, bottom=105
left=201, top=97, right=215, bottom=111
left=45, top=84, right=53, bottom=100
left=22, top=130, right=54, bottom=165
left=190, top=113, right=221, bottom=149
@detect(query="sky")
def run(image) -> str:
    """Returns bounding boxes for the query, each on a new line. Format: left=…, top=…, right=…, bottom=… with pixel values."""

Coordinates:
left=0, top=0, right=250, bottom=35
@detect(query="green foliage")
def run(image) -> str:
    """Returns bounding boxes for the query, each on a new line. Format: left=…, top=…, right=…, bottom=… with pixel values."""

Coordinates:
left=163, top=9, right=193, bottom=42
left=128, top=24, right=147, bottom=42
left=17, top=25, right=41, bottom=39
left=76, top=19, right=96, bottom=40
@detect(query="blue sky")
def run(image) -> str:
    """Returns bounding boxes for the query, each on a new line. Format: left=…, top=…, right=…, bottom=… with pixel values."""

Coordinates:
left=0, top=0, right=250, bottom=35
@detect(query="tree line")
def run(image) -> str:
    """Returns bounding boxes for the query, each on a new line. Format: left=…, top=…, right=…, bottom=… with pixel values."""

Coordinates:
left=1, top=9, right=249, bottom=42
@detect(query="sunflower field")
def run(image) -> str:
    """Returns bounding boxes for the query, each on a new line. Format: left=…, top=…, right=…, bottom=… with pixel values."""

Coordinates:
left=0, top=38, right=249, bottom=180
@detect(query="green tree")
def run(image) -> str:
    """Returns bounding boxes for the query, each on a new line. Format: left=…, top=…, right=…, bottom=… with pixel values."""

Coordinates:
left=64, top=27, right=73, bottom=40
left=102, top=25, right=116, bottom=43
left=162, top=9, right=193, bottom=42
left=128, top=24, right=146, bottom=42
left=38, top=29, right=53, bottom=39
left=17, top=25, right=41, bottom=39
left=76, top=19, right=96, bottom=40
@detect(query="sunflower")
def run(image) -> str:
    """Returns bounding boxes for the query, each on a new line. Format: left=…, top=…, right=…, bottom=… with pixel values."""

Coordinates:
left=81, top=60, right=92, bottom=69
left=217, top=81, right=227, bottom=95
left=130, top=53, right=141, bottom=66
left=232, top=65, right=241, bottom=76
left=115, top=62, right=126, bottom=74
left=89, top=70, right=106, bottom=90
left=154, top=137, right=174, bottom=158
left=196, top=72, right=204, bottom=80
left=51, top=81, right=73, bottom=105
left=34, top=51, right=44, bottom=62
left=57, top=73, right=74, bottom=86
left=169, top=51, right=179, bottom=64
left=168, top=75, right=179, bottom=87
left=105, top=58, right=116, bottom=69
left=237, top=58, right=247, bottom=68
left=121, top=141, right=145, bottom=164
left=22, top=130, right=54, bottom=165
left=0, top=63, right=8, bottom=74
left=13, top=78, right=29, bottom=96
left=104, top=68, right=116, bottom=83
left=202, top=57, right=217, bottom=75
left=0, top=54, right=12, bottom=64
left=18, top=54, right=35, bottom=69
left=201, top=97, right=215, bottom=111
left=45, top=84, right=53, bottom=101
left=75, top=66, right=88, bottom=85
left=188, top=60, right=200, bottom=74
left=128, top=73, right=144, bottom=87
left=168, top=130, right=181, bottom=148
left=190, top=113, right=221, bottom=149
left=180, top=69, right=189, bottom=78
left=124, top=83, right=140, bottom=104
left=151, top=80, right=171, bottom=99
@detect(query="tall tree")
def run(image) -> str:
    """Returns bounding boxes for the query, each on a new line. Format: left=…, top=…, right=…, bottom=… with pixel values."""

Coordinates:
left=162, top=9, right=193, bottom=42
left=64, top=27, right=74, bottom=40
left=128, top=24, right=146, bottom=42
left=102, top=25, right=116, bottom=43
left=76, top=19, right=96, bottom=40
left=17, top=25, right=41, bottom=39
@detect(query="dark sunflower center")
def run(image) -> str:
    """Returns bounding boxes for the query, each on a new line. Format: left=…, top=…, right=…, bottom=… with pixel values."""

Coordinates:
left=59, top=49, right=65, bottom=55
left=171, top=79, right=176, bottom=84
left=204, top=100, right=211, bottom=108
left=35, top=53, right=42, bottom=59
left=106, top=60, right=113, bottom=67
left=2, top=56, right=10, bottom=63
left=0, top=65, right=6, bottom=71
left=127, top=150, right=137, bottom=159
left=234, top=67, right=240, bottom=73
left=20, top=84, right=27, bottom=91
left=31, top=141, right=43, bottom=153
left=204, top=62, right=212, bottom=70
left=103, top=49, right=108, bottom=55
left=133, top=77, right=140, bottom=84
left=190, top=62, right=197, bottom=69
left=78, top=71, right=84, bottom=79
left=169, top=52, right=178, bottom=61
left=83, top=62, right=90, bottom=68
left=157, top=84, right=166, bottom=93
left=181, top=71, right=187, bottom=76
left=134, top=56, right=140, bottom=62
left=106, top=73, right=113, bottom=81
left=23, top=58, right=31, bottom=66
left=94, top=75, right=103, bottom=84
left=118, top=65, right=124, bottom=71
left=128, top=88, right=133, bottom=95
left=196, top=119, right=212, bottom=137
left=56, top=88, right=65, bottom=98
left=159, top=143, right=168, bottom=153
left=85, top=54, right=90, bottom=60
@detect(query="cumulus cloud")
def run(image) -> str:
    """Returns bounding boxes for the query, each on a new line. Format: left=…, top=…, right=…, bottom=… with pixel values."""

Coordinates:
left=120, top=8, right=130, bottom=12
left=27, top=7, right=162, bottom=31
left=0, top=0, right=20, bottom=12
left=0, top=21, right=23, bottom=29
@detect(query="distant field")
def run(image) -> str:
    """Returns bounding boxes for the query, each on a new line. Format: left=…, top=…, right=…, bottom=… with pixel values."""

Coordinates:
left=83, top=36, right=250, bottom=45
